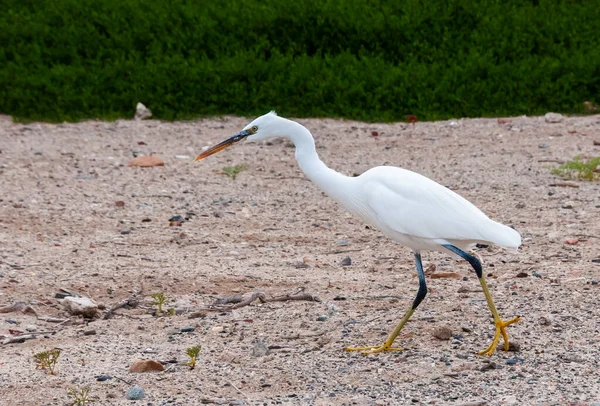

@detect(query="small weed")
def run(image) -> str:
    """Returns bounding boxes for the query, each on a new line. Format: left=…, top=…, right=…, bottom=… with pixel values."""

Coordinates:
left=34, top=348, right=61, bottom=374
left=67, top=385, right=93, bottom=406
left=552, top=156, right=600, bottom=181
left=222, top=164, right=247, bottom=180
left=167, top=307, right=176, bottom=316
left=186, top=345, right=201, bottom=369
left=151, top=292, right=167, bottom=314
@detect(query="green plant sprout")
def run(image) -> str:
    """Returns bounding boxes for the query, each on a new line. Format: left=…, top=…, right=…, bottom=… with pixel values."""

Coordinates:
left=222, top=164, right=247, bottom=180
left=186, top=345, right=201, bottom=369
left=34, top=348, right=61, bottom=374
left=552, top=156, right=600, bottom=181
left=167, top=307, right=176, bottom=316
left=67, top=385, right=93, bottom=406
left=151, top=292, right=168, bottom=314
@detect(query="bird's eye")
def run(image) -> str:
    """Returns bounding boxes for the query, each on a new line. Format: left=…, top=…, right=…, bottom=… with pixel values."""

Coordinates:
left=250, top=126, right=258, bottom=133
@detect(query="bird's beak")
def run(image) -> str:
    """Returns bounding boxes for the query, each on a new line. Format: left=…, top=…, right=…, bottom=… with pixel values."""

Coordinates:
left=194, top=129, right=252, bottom=161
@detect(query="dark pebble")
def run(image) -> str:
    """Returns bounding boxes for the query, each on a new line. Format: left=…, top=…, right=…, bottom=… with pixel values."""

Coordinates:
left=83, top=329, right=97, bottom=336
left=169, top=215, right=185, bottom=222
left=96, top=375, right=113, bottom=381
left=591, top=259, right=600, bottom=263
left=591, top=280, right=598, bottom=285
left=516, top=272, right=528, bottom=278
left=142, top=218, right=152, bottom=222
left=506, top=357, right=525, bottom=365
left=480, top=362, right=497, bottom=371
left=333, top=296, right=347, bottom=301
left=6, top=319, right=17, bottom=325
left=340, top=256, right=352, bottom=266
left=532, top=271, right=542, bottom=278
left=180, top=326, right=195, bottom=333
left=120, top=228, right=133, bottom=235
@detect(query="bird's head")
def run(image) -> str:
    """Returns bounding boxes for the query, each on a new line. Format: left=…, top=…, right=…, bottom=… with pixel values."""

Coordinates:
left=195, top=111, right=281, bottom=161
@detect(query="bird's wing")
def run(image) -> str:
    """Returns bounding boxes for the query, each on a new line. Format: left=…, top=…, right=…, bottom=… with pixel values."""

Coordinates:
left=363, top=167, right=500, bottom=243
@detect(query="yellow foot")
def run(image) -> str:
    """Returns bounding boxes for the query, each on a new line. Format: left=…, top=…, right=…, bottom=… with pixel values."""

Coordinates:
left=345, top=344, right=403, bottom=355
left=478, top=316, right=521, bottom=356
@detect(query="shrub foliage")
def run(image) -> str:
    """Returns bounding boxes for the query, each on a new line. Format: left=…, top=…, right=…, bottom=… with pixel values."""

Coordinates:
left=1, top=0, right=599, bottom=122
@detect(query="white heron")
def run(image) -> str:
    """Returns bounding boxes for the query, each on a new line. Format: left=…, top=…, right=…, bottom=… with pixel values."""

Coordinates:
left=195, top=111, right=521, bottom=355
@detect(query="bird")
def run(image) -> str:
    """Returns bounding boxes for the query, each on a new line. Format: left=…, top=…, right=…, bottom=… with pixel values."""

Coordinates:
left=195, top=111, right=521, bottom=355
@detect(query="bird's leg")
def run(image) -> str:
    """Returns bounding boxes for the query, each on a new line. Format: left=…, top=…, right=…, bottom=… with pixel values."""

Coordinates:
left=345, top=252, right=427, bottom=354
left=443, top=244, right=520, bottom=356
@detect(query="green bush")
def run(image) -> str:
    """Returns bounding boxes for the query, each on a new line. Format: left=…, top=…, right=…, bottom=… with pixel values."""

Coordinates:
left=1, top=0, right=599, bottom=122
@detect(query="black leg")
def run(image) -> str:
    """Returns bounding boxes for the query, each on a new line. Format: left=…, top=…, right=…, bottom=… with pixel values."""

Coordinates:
left=412, top=252, right=427, bottom=310
left=443, top=244, right=482, bottom=278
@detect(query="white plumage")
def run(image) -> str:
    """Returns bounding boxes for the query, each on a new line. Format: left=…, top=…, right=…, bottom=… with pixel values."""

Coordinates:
left=196, top=111, right=521, bottom=356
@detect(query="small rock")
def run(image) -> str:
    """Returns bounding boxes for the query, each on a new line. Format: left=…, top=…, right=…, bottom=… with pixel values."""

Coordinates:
left=538, top=143, right=549, bottom=149
left=544, top=112, right=564, bottom=123
left=371, top=131, right=379, bottom=137
left=564, top=238, right=578, bottom=245
left=211, top=326, right=224, bottom=333
left=333, top=296, right=346, bottom=301
left=252, top=339, right=270, bottom=357
left=480, top=361, right=497, bottom=371
left=62, top=296, right=98, bottom=318
left=180, top=326, right=195, bottom=333
left=128, top=155, right=164, bottom=167
left=120, top=228, right=132, bottom=235
left=127, top=385, right=145, bottom=400
left=515, top=203, right=525, bottom=209
left=169, top=215, right=185, bottom=223
left=316, top=315, right=328, bottom=322
left=96, top=375, right=112, bottom=381
left=550, top=132, right=563, bottom=137
left=83, top=329, right=97, bottom=336
left=461, top=326, right=472, bottom=333
left=516, top=272, right=528, bottom=278
left=432, top=326, right=453, bottom=340
left=532, top=271, right=542, bottom=278
left=539, top=316, right=551, bottom=326
left=340, top=256, right=352, bottom=266
left=129, top=359, right=165, bottom=373
left=506, top=357, right=525, bottom=365
left=591, top=280, right=598, bottom=285
left=336, top=240, right=351, bottom=246
left=561, top=202, right=574, bottom=209
left=114, top=201, right=125, bottom=208
left=134, top=102, right=152, bottom=120
left=24, top=324, right=37, bottom=332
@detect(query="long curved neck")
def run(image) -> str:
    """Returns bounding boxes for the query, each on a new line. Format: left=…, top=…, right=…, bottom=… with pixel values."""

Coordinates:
left=280, top=119, right=351, bottom=198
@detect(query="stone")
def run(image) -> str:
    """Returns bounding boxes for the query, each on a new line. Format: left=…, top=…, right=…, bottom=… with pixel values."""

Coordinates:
left=340, top=256, right=351, bottom=266
left=128, top=155, right=164, bottom=167
left=432, top=326, right=453, bottom=340
left=127, top=385, right=145, bottom=400
left=544, top=112, right=564, bottom=123
left=62, top=296, right=98, bottom=318
left=134, top=102, right=152, bottom=120
left=129, top=359, right=165, bottom=373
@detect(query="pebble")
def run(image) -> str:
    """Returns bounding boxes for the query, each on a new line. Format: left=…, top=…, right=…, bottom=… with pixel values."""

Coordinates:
left=544, top=112, right=564, bottom=123
left=24, top=324, right=37, bottom=332
left=333, top=296, right=346, bottom=301
left=62, top=296, right=98, bottom=318
left=316, top=315, right=328, bottom=322
left=180, top=326, right=195, bottom=333
left=127, top=385, right=145, bottom=400
left=83, top=329, right=97, bottom=336
left=480, top=361, right=497, bottom=371
left=129, top=359, right=165, bottom=373
left=591, top=280, right=598, bottom=285
left=128, top=155, right=164, bottom=167
left=538, top=143, right=549, bottom=149
left=336, top=240, right=351, bottom=246
left=508, top=341, right=521, bottom=352
left=96, top=375, right=113, bottom=381
left=532, top=271, right=542, bottom=278
left=169, top=215, right=185, bottom=223
left=134, top=102, right=152, bottom=120
left=506, top=357, right=525, bottom=365
left=120, top=228, right=132, bottom=235
left=340, top=256, right=352, bottom=266
left=461, top=326, right=472, bottom=333
left=432, top=326, right=453, bottom=340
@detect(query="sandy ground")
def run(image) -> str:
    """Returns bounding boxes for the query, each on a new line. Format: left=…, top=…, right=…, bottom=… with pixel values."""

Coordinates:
left=0, top=113, right=599, bottom=406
